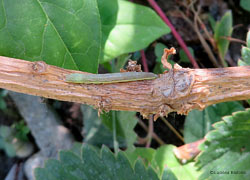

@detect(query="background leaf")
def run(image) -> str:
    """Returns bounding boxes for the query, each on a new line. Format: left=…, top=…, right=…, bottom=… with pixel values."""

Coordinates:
left=241, top=46, right=250, bottom=64
left=81, top=105, right=125, bottom=148
left=0, top=98, right=6, bottom=110
left=184, top=101, right=244, bottom=143
left=214, top=11, right=233, bottom=64
left=196, top=109, right=250, bottom=180
left=0, top=126, right=16, bottom=157
left=153, top=43, right=174, bottom=74
left=238, top=31, right=250, bottom=104
left=81, top=105, right=137, bottom=149
left=179, top=47, right=194, bottom=63
left=247, top=30, right=250, bottom=48
left=0, top=0, right=101, bottom=73
left=13, top=121, right=30, bottom=141
left=100, top=0, right=171, bottom=62
left=154, top=43, right=167, bottom=58
left=240, top=0, right=250, bottom=12
left=101, top=111, right=138, bottom=150
left=208, top=14, right=216, bottom=32
left=238, top=31, right=250, bottom=66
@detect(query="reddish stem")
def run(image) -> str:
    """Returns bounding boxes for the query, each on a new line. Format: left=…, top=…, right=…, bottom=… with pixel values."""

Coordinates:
left=147, top=0, right=199, bottom=68
left=140, top=50, right=149, bottom=72
left=130, top=0, right=149, bottom=72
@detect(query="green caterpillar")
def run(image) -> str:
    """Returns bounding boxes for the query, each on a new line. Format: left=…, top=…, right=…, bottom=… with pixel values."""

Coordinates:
left=65, top=72, right=158, bottom=84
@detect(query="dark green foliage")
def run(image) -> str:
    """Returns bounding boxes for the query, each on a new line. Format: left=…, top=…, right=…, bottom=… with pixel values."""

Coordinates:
left=196, top=109, right=250, bottom=180
left=35, top=144, right=160, bottom=180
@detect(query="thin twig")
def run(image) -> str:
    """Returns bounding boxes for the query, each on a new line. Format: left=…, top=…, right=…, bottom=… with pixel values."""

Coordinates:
left=191, top=4, right=216, bottom=49
left=147, top=0, right=199, bottom=68
left=180, top=11, right=221, bottom=67
left=160, top=117, right=184, bottom=143
left=174, top=139, right=205, bottom=161
left=233, top=24, right=243, bottom=30
left=138, top=119, right=165, bottom=145
left=190, top=4, right=221, bottom=67
left=221, top=36, right=246, bottom=45
left=137, top=136, right=148, bottom=144
left=112, top=111, right=119, bottom=154
left=146, top=115, right=154, bottom=147
left=196, top=16, right=216, bottom=48
left=14, top=162, right=21, bottom=180
left=140, top=50, right=149, bottom=72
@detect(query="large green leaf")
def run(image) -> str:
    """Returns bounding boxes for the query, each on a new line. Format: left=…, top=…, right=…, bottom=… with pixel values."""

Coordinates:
left=0, top=0, right=170, bottom=71
left=99, top=0, right=170, bottom=62
left=214, top=11, right=233, bottom=65
left=35, top=144, right=194, bottom=180
left=184, top=101, right=244, bottom=143
left=35, top=144, right=160, bottom=180
left=196, top=109, right=250, bottom=180
left=0, top=0, right=101, bottom=73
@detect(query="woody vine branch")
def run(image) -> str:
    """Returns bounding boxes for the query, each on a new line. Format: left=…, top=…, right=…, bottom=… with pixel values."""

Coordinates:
left=0, top=50, right=250, bottom=118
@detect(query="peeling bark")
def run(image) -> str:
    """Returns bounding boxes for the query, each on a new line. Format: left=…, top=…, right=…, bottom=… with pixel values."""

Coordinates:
left=0, top=56, right=250, bottom=118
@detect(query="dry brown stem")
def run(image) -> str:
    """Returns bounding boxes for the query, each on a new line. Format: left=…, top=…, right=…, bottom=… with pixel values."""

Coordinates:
left=0, top=56, right=250, bottom=118
left=174, top=139, right=205, bottom=162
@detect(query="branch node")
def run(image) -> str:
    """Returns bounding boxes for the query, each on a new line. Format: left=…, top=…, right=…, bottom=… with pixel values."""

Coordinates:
left=31, top=61, right=47, bottom=74
left=97, top=97, right=112, bottom=116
